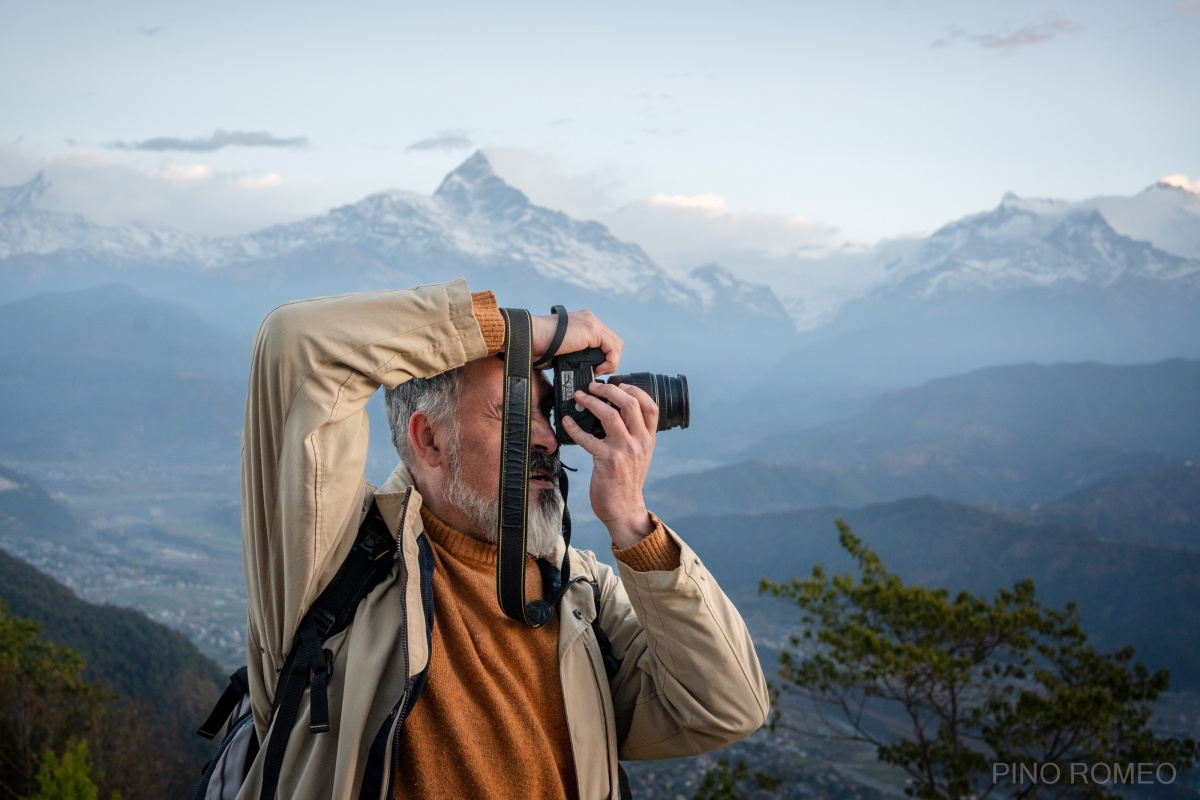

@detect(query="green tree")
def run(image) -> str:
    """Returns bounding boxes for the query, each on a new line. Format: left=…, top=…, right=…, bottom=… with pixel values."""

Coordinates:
left=0, top=602, right=100, bottom=799
left=760, top=521, right=1197, bottom=800
left=23, top=739, right=119, bottom=800
left=0, top=603, right=182, bottom=800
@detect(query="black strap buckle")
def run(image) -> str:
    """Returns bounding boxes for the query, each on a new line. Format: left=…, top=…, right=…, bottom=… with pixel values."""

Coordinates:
left=308, top=649, right=335, bottom=734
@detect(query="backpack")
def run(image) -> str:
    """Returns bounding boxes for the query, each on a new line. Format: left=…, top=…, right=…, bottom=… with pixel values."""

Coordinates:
left=193, top=503, right=630, bottom=800
left=192, top=667, right=257, bottom=800
left=193, top=500, right=397, bottom=800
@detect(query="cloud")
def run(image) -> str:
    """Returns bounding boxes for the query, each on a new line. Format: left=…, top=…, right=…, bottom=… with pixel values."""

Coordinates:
left=405, top=130, right=474, bottom=152
left=933, top=16, right=1081, bottom=53
left=647, top=193, right=728, bottom=213
left=482, top=148, right=849, bottom=328
left=1160, top=174, right=1199, bottom=194
left=109, top=129, right=309, bottom=152
left=239, top=173, right=283, bottom=189
left=607, top=193, right=836, bottom=267
left=485, top=147, right=621, bottom=220
left=137, top=25, right=163, bottom=36
left=484, top=147, right=837, bottom=267
left=1177, top=1, right=1200, bottom=17
left=146, top=163, right=214, bottom=183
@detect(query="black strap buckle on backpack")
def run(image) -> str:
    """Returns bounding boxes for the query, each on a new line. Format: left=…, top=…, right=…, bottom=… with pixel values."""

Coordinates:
left=193, top=499, right=397, bottom=800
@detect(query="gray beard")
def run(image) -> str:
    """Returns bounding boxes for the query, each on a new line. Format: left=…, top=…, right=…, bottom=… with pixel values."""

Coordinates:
left=445, top=446, right=565, bottom=559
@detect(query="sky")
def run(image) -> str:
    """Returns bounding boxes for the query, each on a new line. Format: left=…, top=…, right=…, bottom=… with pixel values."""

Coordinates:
left=1, top=0, right=1198, bottom=272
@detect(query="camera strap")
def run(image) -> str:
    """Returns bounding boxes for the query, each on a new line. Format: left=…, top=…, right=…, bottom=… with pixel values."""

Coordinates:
left=497, top=308, right=574, bottom=627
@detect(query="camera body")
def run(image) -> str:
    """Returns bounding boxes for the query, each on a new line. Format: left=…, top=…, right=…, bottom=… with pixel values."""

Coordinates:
left=551, top=347, right=690, bottom=445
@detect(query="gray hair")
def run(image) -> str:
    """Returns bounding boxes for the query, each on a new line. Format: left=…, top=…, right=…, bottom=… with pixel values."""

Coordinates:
left=384, top=368, right=464, bottom=467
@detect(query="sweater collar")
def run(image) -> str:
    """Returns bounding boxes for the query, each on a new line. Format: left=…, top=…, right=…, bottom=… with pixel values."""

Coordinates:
left=420, top=505, right=499, bottom=568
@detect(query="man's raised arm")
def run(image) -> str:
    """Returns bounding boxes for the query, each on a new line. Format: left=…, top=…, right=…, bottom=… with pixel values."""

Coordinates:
left=240, top=280, right=500, bottom=728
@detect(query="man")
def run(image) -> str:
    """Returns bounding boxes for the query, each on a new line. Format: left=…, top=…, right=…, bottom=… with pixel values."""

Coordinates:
left=240, top=279, right=769, bottom=799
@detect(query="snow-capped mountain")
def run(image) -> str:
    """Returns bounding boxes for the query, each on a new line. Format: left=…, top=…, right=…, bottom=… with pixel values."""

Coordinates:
left=204, top=152, right=697, bottom=302
left=1087, top=180, right=1200, bottom=262
left=886, top=194, right=1200, bottom=297
left=0, top=172, right=203, bottom=262
left=712, top=183, right=1200, bottom=446
left=0, top=153, right=786, bottom=316
left=0, top=153, right=798, bottom=386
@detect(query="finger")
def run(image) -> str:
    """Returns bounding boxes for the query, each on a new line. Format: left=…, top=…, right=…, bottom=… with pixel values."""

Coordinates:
left=572, top=389, right=627, bottom=440
left=561, top=415, right=604, bottom=457
left=595, top=331, right=623, bottom=375
left=588, top=381, right=647, bottom=438
left=556, top=310, right=623, bottom=374
left=619, top=383, right=659, bottom=434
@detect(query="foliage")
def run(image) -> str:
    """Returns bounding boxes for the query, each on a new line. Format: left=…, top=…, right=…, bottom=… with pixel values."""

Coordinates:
left=0, top=530, right=222, bottom=764
left=0, top=602, right=192, bottom=800
left=23, top=739, right=119, bottom=800
left=692, top=757, right=781, bottom=800
left=760, top=520, right=1198, bottom=800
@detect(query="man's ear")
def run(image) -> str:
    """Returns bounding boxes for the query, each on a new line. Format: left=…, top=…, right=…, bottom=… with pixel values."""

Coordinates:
left=408, top=411, right=444, bottom=469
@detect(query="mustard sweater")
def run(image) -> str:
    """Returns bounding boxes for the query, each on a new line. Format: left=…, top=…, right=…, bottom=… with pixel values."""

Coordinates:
left=391, top=506, right=679, bottom=799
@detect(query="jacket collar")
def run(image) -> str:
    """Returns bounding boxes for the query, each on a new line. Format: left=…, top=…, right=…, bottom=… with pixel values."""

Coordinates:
left=375, top=462, right=421, bottom=542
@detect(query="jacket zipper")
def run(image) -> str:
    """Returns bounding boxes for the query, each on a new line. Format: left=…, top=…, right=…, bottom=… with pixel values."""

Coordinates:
left=382, top=487, right=437, bottom=798
left=581, top=580, right=616, bottom=799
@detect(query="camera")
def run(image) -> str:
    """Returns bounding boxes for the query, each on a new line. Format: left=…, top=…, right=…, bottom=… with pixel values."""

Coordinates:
left=551, top=347, right=689, bottom=445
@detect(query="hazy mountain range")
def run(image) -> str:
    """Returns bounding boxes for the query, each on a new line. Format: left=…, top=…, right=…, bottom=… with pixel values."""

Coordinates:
left=0, top=154, right=795, bottom=387
left=647, top=358, right=1200, bottom=512
left=4, top=154, right=1199, bottom=463
left=3, top=154, right=1200, bottom=705
left=622, top=481, right=1200, bottom=688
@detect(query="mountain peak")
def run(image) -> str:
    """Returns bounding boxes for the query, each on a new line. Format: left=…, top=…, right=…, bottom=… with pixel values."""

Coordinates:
left=451, top=150, right=494, bottom=180
left=433, top=151, right=531, bottom=217
left=1, top=171, right=49, bottom=214
left=1150, top=176, right=1198, bottom=196
left=996, top=192, right=1067, bottom=216
left=433, top=150, right=498, bottom=196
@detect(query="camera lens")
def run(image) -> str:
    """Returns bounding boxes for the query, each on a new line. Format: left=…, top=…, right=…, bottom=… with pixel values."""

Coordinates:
left=607, top=372, right=690, bottom=432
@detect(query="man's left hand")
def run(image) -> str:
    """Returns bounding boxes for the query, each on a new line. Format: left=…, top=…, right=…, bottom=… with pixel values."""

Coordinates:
left=562, top=381, right=658, bottom=549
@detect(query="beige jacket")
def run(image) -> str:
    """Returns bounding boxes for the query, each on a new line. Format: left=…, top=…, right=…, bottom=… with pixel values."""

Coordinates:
left=239, top=279, right=769, bottom=799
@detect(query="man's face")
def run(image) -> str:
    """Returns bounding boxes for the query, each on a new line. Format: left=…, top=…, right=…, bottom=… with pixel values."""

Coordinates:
left=443, top=357, right=564, bottom=557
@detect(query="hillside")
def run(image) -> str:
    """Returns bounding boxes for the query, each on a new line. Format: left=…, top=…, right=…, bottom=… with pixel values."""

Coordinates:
left=1019, top=462, right=1200, bottom=550
left=632, top=495, right=1200, bottom=690
left=0, top=467, right=224, bottom=762
left=0, top=284, right=246, bottom=462
left=652, top=359, right=1200, bottom=512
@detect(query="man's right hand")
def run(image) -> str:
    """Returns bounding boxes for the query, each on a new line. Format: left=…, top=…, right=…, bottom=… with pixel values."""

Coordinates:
left=532, top=309, right=623, bottom=375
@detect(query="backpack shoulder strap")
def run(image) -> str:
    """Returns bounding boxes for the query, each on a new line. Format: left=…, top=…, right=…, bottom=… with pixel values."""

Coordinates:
left=193, top=499, right=397, bottom=800
left=256, top=498, right=396, bottom=800
left=197, top=665, right=250, bottom=740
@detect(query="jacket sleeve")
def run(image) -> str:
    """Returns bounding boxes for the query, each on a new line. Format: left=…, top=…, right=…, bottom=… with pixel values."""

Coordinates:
left=240, top=280, right=497, bottom=732
left=597, top=524, right=771, bottom=759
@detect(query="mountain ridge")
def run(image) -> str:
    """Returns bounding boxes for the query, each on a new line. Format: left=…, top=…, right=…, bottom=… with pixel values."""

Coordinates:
left=652, top=359, right=1200, bottom=511
left=0, top=153, right=780, bottom=314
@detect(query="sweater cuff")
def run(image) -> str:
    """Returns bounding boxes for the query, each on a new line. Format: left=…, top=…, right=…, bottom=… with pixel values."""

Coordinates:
left=612, top=514, right=681, bottom=572
left=471, top=291, right=505, bottom=356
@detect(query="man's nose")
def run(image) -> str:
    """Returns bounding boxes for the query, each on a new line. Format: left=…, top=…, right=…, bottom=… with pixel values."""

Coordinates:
left=532, top=411, right=558, bottom=454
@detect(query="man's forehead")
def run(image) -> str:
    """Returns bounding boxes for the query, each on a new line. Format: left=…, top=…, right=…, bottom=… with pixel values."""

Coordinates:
left=463, top=356, right=553, bottom=403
